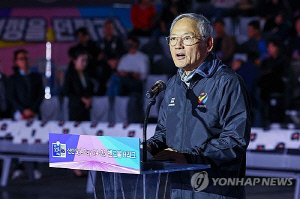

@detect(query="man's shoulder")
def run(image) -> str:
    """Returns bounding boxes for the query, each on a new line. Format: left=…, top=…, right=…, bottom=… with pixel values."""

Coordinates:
left=214, top=66, right=244, bottom=86
left=136, top=51, right=148, bottom=58
left=165, top=74, right=179, bottom=89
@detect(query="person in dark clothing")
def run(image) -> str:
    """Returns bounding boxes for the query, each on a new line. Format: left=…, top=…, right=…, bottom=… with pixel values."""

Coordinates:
left=0, top=72, right=10, bottom=119
left=147, top=13, right=251, bottom=199
left=259, top=0, right=291, bottom=20
left=288, top=16, right=300, bottom=60
left=232, top=53, right=262, bottom=127
left=213, top=19, right=236, bottom=66
left=239, top=20, right=268, bottom=63
left=63, top=47, right=94, bottom=121
left=159, top=0, right=185, bottom=36
left=263, top=11, right=291, bottom=42
left=75, top=27, right=100, bottom=60
left=8, top=49, right=44, bottom=120
left=71, top=27, right=101, bottom=78
left=258, top=38, right=291, bottom=125
left=93, top=53, right=118, bottom=96
left=98, top=20, right=126, bottom=60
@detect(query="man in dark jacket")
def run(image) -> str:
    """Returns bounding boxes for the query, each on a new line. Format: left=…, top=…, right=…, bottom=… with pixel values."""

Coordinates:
left=147, top=13, right=251, bottom=199
left=8, top=49, right=44, bottom=120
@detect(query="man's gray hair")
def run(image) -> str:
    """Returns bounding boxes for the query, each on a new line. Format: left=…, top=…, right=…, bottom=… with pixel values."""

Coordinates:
left=170, top=13, right=213, bottom=38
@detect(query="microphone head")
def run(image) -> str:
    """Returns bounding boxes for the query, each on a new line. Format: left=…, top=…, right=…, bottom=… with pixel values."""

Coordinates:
left=155, top=80, right=166, bottom=92
left=145, top=80, right=166, bottom=99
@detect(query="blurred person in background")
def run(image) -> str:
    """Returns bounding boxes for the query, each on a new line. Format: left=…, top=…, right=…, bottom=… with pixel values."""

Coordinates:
left=63, top=47, right=94, bottom=121
left=159, top=0, right=184, bottom=36
left=239, top=20, right=268, bottom=65
left=0, top=71, right=10, bottom=119
left=259, top=0, right=291, bottom=21
left=258, top=38, right=291, bottom=127
left=131, top=0, right=157, bottom=36
left=94, top=53, right=119, bottom=96
left=8, top=49, right=44, bottom=120
left=213, top=18, right=236, bottom=66
left=98, top=20, right=126, bottom=60
left=106, top=35, right=149, bottom=96
left=288, top=16, right=300, bottom=61
left=74, top=27, right=100, bottom=60
left=8, top=49, right=43, bottom=180
left=263, top=11, right=291, bottom=42
left=232, top=53, right=261, bottom=127
left=72, top=27, right=100, bottom=78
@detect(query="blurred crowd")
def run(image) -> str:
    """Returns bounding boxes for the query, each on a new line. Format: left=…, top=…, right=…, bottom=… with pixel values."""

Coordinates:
left=0, top=0, right=300, bottom=130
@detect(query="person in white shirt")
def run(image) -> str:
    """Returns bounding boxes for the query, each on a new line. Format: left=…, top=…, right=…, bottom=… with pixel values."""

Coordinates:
left=106, top=35, right=149, bottom=96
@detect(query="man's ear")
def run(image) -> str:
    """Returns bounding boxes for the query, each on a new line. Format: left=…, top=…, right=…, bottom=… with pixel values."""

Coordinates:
left=206, top=36, right=214, bottom=52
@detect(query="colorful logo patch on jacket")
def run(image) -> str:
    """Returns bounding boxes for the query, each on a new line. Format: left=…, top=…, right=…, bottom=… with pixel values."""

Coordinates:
left=198, top=93, right=208, bottom=105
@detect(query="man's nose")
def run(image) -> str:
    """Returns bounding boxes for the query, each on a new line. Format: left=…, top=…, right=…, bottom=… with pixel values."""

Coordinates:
left=175, top=38, right=184, bottom=49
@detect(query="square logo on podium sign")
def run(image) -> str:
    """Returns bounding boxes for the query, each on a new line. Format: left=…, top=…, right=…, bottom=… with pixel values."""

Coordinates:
left=52, top=142, right=66, bottom=158
left=49, top=133, right=141, bottom=174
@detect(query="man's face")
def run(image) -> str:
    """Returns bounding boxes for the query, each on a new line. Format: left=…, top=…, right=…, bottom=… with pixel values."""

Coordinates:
left=170, top=18, right=211, bottom=72
left=74, top=54, right=88, bottom=71
left=214, top=22, right=225, bottom=37
left=267, top=42, right=278, bottom=57
left=77, top=32, right=89, bottom=44
left=126, top=39, right=137, bottom=50
left=104, top=23, right=115, bottom=37
left=15, top=52, right=29, bottom=72
left=247, top=26, right=259, bottom=38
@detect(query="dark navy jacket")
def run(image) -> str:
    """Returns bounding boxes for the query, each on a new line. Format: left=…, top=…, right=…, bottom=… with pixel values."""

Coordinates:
left=148, top=53, right=251, bottom=199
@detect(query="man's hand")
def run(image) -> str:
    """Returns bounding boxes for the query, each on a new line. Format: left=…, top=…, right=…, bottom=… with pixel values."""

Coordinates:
left=131, top=72, right=141, bottom=79
left=153, top=148, right=187, bottom=164
left=81, top=97, right=91, bottom=109
left=146, top=144, right=152, bottom=154
left=22, top=109, right=36, bottom=119
left=118, top=71, right=128, bottom=77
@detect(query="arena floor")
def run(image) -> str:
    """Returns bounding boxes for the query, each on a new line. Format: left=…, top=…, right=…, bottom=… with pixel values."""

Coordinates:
left=0, top=163, right=295, bottom=199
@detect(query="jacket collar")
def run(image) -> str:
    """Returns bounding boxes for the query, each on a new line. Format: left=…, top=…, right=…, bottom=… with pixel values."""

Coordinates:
left=178, top=52, right=225, bottom=82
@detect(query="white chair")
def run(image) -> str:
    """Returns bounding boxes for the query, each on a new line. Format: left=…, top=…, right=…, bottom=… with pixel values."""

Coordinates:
left=90, top=97, right=110, bottom=122
left=61, top=97, right=69, bottom=121
left=114, top=96, right=130, bottom=123
left=39, top=96, right=60, bottom=121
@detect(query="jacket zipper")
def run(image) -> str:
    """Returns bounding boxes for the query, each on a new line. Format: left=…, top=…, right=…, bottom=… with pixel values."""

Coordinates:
left=180, top=83, right=189, bottom=151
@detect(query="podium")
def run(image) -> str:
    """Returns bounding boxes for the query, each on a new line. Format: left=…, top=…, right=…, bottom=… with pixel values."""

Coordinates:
left=49, top=133, right=210, bottom=198
left=98, top=161, right=210, bottom=199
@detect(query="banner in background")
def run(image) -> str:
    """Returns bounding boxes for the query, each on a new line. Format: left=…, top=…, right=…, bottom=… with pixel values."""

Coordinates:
left=0, top=6, right=131, bottom=75
left=0, top=17, right=126, bottom=42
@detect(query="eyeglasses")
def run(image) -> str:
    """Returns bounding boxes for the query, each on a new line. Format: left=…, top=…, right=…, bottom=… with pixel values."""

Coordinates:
left=166, top=35, right=206, bottom=46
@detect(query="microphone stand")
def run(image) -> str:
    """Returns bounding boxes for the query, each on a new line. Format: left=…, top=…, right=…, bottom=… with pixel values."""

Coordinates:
left=142, top=92, right=158, bottom=163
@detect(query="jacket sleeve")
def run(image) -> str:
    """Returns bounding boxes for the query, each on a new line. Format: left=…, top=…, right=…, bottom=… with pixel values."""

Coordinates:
left=184, top=76, right=251, bottom=166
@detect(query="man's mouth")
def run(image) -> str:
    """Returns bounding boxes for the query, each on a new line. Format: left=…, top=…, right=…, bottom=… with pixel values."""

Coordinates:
left=176, top=53, right=186, bottom=60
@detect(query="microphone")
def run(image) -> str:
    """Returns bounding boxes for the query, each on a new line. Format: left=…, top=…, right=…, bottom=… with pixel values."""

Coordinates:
left=146, top=80, right=166, bottom=99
